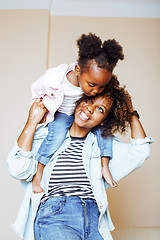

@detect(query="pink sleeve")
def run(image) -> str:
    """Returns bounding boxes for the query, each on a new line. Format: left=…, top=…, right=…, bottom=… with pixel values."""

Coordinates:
left=31, top=69, right=64, bottom=125
left=31, top=73, right=48, bottom=100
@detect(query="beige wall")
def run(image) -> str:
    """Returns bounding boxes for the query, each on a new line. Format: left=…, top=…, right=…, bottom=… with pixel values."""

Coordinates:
left=0, top=10, right=49, bottom=239
left=1, top=10, right=159, bottom=239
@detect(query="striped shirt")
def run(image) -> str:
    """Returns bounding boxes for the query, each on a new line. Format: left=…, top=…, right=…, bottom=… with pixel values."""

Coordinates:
left=41, top=136, right=94, bottom=203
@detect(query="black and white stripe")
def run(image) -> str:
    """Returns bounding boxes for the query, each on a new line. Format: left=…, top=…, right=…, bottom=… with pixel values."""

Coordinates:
left=41, top=137, right=94, bottom=202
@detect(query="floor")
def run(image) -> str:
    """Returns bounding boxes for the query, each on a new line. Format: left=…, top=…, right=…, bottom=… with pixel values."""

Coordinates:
left=111, top=227, right=160, bottom=240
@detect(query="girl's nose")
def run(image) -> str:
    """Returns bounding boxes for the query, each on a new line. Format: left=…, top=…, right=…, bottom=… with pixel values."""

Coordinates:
left=92, top=88, right=99, bottom=95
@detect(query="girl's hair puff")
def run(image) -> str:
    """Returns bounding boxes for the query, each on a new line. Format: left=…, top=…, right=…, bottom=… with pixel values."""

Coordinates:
left=77, top=33, right=124, bottom=73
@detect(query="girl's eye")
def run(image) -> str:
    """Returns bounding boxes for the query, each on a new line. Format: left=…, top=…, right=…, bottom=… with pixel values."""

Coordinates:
left=87, top=99, right=93, bottom=104
left=88, top=83, right=95, bottom=87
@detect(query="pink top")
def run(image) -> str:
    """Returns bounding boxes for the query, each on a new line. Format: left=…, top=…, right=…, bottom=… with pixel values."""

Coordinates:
left=31, top=63, right=77, bottom=125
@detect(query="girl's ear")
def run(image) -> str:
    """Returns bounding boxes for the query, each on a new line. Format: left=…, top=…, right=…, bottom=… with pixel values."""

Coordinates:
left=75, top=64, right=81, bottom=76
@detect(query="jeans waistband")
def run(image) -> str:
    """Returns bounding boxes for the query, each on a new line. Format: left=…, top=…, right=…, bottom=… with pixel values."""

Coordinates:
left=41, top=196, right=96, bottom=205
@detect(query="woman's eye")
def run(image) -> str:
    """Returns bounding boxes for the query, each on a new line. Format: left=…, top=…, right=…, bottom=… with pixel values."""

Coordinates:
left=97, top=107, right=104, bottom=114
left=99, top=108, right=104, bottom=113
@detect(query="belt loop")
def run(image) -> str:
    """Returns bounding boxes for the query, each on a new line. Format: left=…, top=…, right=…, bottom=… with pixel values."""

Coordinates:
left=81, top=198, right=86, bottom=206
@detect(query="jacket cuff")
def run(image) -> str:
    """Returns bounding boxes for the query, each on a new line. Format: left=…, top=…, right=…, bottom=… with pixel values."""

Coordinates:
left=131, top=137, right=154, bottom=145
left=13, top=142, right=33, bottom=158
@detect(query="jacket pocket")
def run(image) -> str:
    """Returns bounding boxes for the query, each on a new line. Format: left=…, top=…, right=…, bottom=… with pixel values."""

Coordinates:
left=91, top=150, right=102, bottom=180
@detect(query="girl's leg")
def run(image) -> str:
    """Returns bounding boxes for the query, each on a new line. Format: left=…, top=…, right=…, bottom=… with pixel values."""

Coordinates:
left=33, top=112, right=74, bottom=193
left=36, top=112, right=74, bottom=165
left=93, top=128, right=117, bottom=187
left=101, top=157, right=117, bottom=188
left=93, top=128, right=112, bottom=159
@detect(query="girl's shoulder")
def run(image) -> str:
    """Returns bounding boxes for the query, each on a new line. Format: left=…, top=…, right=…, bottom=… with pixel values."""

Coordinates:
left=45, top=62, right=77, bottom=75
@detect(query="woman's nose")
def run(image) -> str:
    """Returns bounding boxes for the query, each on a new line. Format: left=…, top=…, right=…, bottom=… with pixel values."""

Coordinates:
left=87, top=103, right=94, bottom=113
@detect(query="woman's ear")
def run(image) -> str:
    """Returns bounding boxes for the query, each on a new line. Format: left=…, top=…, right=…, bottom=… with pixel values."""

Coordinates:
left=75, top=64, right=81, bottom=76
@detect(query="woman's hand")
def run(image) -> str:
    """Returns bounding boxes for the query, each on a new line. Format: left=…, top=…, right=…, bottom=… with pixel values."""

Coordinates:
left=17, top=99, right=47, bottom=151
left=28, top=98, right=47, bottom=125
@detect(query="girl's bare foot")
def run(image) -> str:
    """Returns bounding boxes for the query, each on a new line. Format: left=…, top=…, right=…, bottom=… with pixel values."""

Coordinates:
left=32, top=174, right=44, bottom=193
left=102, top=166, right=117, bottom=188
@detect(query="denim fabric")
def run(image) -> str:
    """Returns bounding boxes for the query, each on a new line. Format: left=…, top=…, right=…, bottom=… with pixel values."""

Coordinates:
left=36, top=112, right=74, bottom=165
left=93, top=128, right=113, bottom=158
left=34, top=196, right=104, bottom=240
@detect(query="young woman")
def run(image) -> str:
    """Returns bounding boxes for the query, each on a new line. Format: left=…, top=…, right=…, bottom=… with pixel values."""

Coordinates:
left=7, top=76, right=152, bottom=240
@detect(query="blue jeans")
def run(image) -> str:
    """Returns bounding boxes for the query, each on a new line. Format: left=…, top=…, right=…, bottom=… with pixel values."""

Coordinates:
left=34, top=196, right=104, bottom=240
left=36, top=112, right=74, bottom=165
left=36, top=112, right=113, bottom=165
left=93, top=128, right=113, bottom=159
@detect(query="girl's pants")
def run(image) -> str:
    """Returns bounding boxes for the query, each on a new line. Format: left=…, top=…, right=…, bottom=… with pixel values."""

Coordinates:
left=34, top=196, right=104, bottom=240
left=36, top=111, right=112, bottom=165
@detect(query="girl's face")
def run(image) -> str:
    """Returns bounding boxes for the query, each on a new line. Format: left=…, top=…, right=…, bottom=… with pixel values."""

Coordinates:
left=76, top=63, right=112, bottom=97
left=74, top=95, right=113, bottom=130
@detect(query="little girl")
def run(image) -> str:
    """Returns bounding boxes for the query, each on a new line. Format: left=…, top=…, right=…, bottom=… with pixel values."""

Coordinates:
left=32, top=33, right=124, bottom=193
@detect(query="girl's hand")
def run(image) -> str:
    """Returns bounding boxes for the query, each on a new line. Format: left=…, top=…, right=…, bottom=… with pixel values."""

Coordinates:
left=28, top=98, right=47, bottom=125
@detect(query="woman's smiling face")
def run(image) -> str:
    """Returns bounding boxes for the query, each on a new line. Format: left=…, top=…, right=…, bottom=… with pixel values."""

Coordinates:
left=74, top=95, right=113, bottom=130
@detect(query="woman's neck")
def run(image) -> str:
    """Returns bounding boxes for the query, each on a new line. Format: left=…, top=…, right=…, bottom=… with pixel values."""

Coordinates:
left=69, top=122, right=90, bottom=138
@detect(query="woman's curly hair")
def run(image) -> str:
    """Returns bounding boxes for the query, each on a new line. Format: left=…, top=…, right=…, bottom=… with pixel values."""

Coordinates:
left=77, top=33, right=124, bottom=73
left=76, top=75, right=133, bottom=137
left=100, top=75, right=132, bottom=137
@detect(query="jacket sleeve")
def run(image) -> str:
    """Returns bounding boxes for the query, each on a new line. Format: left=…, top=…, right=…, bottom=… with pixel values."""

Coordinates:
left=7, top=126, right=48, bottom=182
left=31, top=64, right=67, bottom=100
left=31, top=65, right=66, bottom=125
left=105, top=137, right=154, bottom=189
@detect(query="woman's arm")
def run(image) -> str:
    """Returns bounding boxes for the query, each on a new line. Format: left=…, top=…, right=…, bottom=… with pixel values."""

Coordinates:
left=17, top=98, right=47, bottom=150
left=125, top=90, right=146, bottom=139
left=130, top=115, right=146, bottom=139
left=105, top=94, right=153, bottom=189
left=7, top=99, right=47, bottom=181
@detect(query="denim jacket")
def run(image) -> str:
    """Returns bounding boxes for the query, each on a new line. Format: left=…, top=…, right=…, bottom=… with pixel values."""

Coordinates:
left=7, top=126, right=153, bottom=240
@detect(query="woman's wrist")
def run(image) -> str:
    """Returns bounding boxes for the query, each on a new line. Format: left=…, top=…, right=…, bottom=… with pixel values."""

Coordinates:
left=17, top=118, right=38, bottom=150
left=27, top=115, right=40, bottom=127
left=131, top=110, right=140, bottom=119
left=130, top=114, right=146, bottom=139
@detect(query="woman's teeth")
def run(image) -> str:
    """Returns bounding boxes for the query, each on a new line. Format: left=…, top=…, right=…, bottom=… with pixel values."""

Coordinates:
left=80, top=111, right=89, bottom=120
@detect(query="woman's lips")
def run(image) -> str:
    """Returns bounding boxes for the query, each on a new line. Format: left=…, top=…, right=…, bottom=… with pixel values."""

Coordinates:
left=79, top=111, right=89, bottom=121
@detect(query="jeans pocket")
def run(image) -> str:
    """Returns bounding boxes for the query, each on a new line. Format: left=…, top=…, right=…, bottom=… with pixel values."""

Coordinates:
left=40, top=199, right=64, bottom=218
